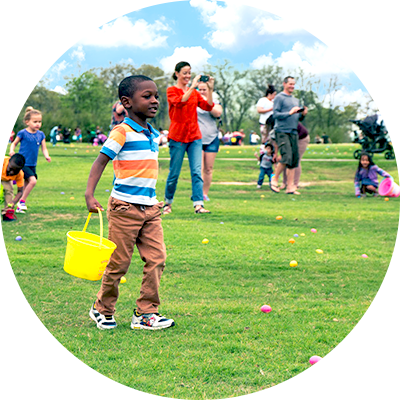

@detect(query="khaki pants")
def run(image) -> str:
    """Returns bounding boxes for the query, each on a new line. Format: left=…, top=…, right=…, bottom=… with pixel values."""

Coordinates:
left=95, top=197, right=166, bottom=316
left=1, top=180, right=14, bottom=215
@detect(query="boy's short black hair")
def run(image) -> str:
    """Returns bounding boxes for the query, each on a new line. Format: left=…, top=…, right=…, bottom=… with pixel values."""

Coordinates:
left=118, top=75, right=154, bottom=100
left=265, top=143, right=273, bottom=150
left=9, top=153, right=25, bottom=169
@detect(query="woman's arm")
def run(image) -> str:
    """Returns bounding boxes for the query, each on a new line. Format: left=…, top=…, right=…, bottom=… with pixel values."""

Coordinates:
left=181, top=75, right=202, bottom=103
left=210, top=103, right=223, bottom=118
left=9, top=136, right=21, bottom=156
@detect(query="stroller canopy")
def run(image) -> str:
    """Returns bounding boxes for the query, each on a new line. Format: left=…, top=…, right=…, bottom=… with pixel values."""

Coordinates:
left=360, top=111, right=392, bottom=137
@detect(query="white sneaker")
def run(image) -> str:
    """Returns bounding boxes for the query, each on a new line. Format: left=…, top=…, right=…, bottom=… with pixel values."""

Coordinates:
left=17, top=201, right=27, bottom=211
left=89, top=303, right=117, bottom=330
left=131, top=309, right=175, bottom=330
left=257, top=185, right=262, bottom=189
left=15, top=207, right=26, bottom=214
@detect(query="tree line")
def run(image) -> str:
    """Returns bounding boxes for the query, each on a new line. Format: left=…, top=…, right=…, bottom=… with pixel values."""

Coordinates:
left=13, top=61, right=371, bottom=143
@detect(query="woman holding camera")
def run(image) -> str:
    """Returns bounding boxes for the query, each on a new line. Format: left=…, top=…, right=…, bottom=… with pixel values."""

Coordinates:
left=163, top=61, right=214, bottom=215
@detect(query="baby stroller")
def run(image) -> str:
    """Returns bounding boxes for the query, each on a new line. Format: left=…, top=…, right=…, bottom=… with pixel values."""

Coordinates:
left=351, top=114, right=394, bottom=159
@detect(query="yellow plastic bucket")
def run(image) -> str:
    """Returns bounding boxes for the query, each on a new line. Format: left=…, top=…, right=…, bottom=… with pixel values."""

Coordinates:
left=63, top=209, right=117, bottom=281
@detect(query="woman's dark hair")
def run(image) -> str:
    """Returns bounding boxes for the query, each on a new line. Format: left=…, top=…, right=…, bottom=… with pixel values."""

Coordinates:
left=118, top=75, right=154, bottom=99
left=172, top=61, right=191, bottom=80
left=265, top=84, right=276, bottom=96
left=357, top=152, right=375, bottom=171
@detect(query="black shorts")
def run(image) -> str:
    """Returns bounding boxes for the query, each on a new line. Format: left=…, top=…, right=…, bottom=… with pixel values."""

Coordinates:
left=22, top=165, right=37, bottom=180
left=276, top=131, right=299, bottom=169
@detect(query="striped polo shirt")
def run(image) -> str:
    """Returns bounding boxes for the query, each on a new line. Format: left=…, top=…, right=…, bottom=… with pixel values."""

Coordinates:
left=100, top=117, right=160, bottom=205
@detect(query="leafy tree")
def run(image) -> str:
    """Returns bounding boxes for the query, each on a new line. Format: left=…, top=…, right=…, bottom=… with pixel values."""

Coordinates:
left=62, top=70, right=110, bottom=137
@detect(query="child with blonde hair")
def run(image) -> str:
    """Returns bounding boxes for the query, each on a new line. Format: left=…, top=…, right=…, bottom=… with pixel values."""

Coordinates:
left=9, top=106, right=51, bottom=212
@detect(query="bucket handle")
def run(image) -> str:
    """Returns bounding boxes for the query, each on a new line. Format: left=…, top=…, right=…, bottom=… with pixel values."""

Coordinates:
left=82, top=207, right=103, bottom=248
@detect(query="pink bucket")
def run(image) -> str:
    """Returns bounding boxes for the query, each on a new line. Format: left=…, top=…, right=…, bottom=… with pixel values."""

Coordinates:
left=378, top=178, right=400, bottom=197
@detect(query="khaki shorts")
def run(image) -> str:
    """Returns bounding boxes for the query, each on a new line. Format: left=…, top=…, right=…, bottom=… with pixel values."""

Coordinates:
left=276, top=131, right=299, bottom=169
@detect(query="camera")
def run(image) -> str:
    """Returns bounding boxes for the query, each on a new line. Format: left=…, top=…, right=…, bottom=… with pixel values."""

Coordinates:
left=199, top=75, right=210, bottom=82
left=297, top=107, right=305, bottom=113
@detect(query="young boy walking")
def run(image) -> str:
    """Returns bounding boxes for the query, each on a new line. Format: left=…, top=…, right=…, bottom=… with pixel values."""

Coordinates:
left=1, top=154, right=25, bottom=222
left=85, top=75, right=175, bottom=331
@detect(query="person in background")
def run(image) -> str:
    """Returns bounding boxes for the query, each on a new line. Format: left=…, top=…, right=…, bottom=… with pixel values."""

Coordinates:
left=269, top=76, right=307, bottom=194
left=322, top=133, right=331, bottom=144
left=197, top=81, right=223, bottom=202
left=163, top=61, right=214, bottom=215
left=249, top=131, right=260, bottom=145
left=256, top=143, right=274, bottom=189
left=110, top=100, right=128, bottom=131
left=354, top=152, right=391, bottom=197
left=256, top=84, right=277, bottom=143
left=4, top=126, right=15, bottom=143
left=50, top=125, right=61, bottom=146
left=231, top=130, right=245, bottom=146
left=9, top=106, right=51, bottom=212
left=74, top=126, right=82, bottom=143
left=280, top=122, right=310, bottom=195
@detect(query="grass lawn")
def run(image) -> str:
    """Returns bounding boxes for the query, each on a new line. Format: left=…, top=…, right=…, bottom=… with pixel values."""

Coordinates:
left=2, top=142, right=399, bottom=399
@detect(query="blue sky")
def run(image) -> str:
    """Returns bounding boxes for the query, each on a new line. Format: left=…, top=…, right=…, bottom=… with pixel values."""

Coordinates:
left=44, top=0, right=373, bottom=111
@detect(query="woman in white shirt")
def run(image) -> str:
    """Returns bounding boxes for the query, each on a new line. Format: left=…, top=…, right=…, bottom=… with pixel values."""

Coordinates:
left=256, top=84, right=277, bottom=143
left=197, top=82, right=223, bottom=202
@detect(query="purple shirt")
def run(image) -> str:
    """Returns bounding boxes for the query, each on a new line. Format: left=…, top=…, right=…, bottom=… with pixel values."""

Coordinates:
left=354, top=164, right=390, bottom=196
left=17, top=129, right=45, bottom=166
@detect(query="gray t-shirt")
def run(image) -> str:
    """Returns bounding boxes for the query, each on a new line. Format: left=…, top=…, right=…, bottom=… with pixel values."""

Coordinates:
left=260, top=153, right=273, bottom=169
left=273, top=92, right=300, bottom=133
left=197, top=103, right=220, bottom=145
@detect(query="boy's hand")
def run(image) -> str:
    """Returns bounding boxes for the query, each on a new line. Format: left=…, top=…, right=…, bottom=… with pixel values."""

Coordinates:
left=46, top=156, right=51, bottom=162
left=85, top=195, right=104, bottom=213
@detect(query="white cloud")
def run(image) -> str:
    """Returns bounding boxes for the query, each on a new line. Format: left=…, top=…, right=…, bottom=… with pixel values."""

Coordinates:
left=125, top=3, right=140, bottom=12
left=251, top=41, right=352, bottom=76
left=190, top=0, right=400, bottom=50
left=51, top=60, right=69, bottom=77
left=250, top=53, right=275, bottom=69
left=51, top=86, right=68, bottom=95
left=322, top=86, right=376, bottom=112
left=71, top=45, right=85, bottom=62
left=0, top=0, right=36, bottom=14
left=79, top=16, right=171, bottom=48
left=159, top=46, right=213, bottom=75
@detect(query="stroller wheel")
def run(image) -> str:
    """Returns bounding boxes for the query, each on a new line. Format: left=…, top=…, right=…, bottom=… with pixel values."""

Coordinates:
left=353, top=149, right=362, bottom=159
left=385, top=151, right=395, bottom=160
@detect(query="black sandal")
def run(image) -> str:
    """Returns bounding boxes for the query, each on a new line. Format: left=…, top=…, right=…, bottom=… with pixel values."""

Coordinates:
left=163, top=204, right=172, bottom=214
left=195, top=206, right=211, bottom=214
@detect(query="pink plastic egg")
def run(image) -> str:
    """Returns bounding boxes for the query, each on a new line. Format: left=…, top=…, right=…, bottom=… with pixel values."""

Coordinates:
left=309, top=355, right=322, bottom=365
left=260, top=305, right=272, bottom=313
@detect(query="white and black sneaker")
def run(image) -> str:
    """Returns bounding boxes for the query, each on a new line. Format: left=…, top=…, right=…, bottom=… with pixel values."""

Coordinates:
left=131, top=309, right=175, bottom=330
left=89, top=302, right=117, bottom=330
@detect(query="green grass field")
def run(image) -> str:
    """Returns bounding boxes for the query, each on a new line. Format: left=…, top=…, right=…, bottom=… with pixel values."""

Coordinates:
left=2, top=142, right=399, bottom=399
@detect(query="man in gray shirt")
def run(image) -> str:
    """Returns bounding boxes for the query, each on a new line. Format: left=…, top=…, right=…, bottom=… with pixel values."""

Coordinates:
left=269, top=76, right=308, bottom=194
